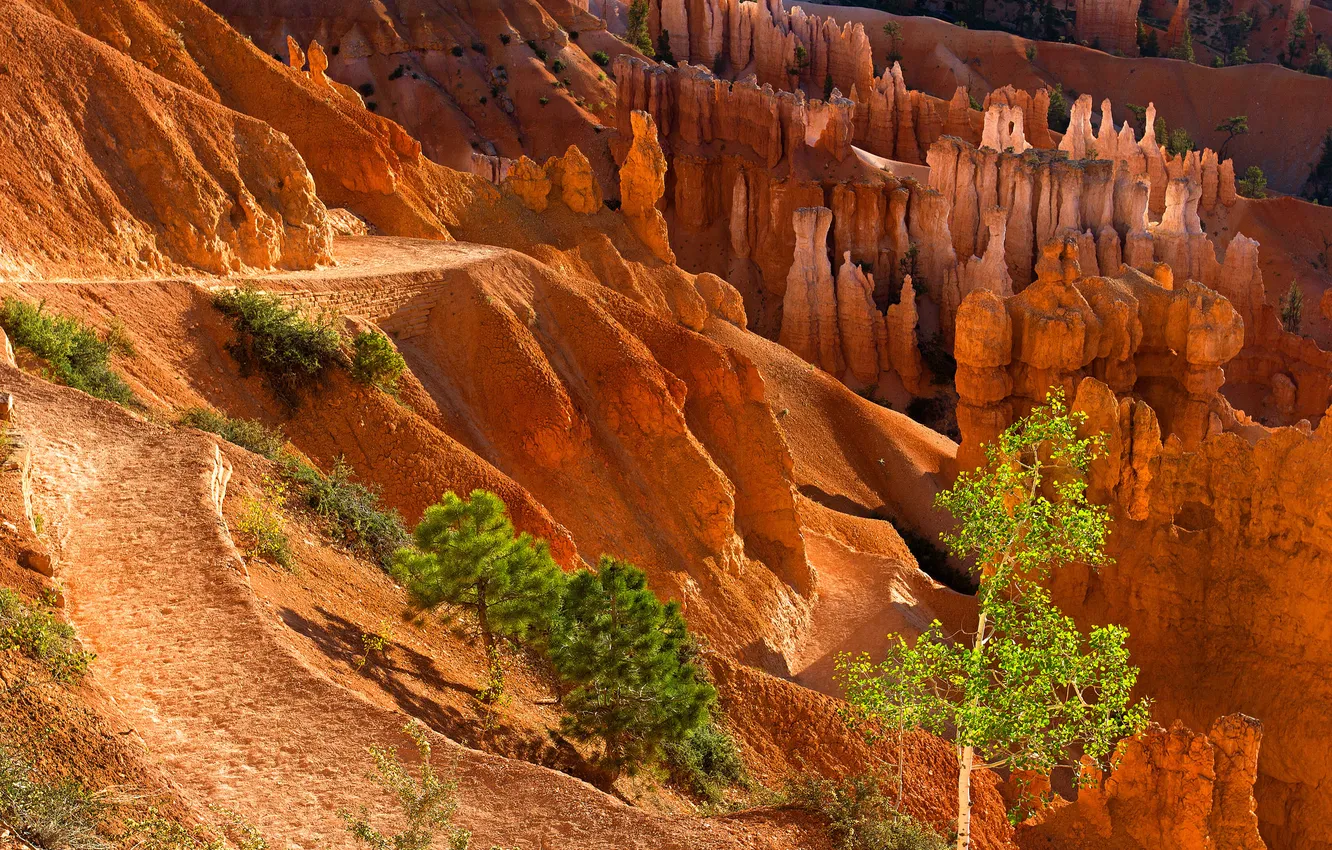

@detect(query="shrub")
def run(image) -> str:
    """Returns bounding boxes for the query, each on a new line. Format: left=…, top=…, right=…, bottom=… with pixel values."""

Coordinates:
left=783, top=774, right=948, bottom=850
left=535, top=48, right=548, bottom=61
left=179, top=408, right=285, bottom=460
left=351, top=330, right=406, bottom=394
left=470, top=41, right=485, bottom=53
left=237, top=482, right=293, bottom=571
left=212, top=285, right=343, bottom=404
left=551, top=58, right=566, bottom=73
left=0, top=299, right=134, bottom=405
left=665, top=722, right=747, bottom=802
left=551, top=557, right=715, bottom=771
left=568, top=30, right=579, bottom=41
left=340, top=722, right=473, bottom=850
left=285, top=457, right=409, bottom=569
left=499, top=33, right=512, bottom=45
left=450, top=45, right=463, bottom=57
left=1237, top=165, right=1268, bottom=199
left=592, top=50, right=610, bottom=66
left=1025, top=44, right=1037, bottom=62
left=357, top=82, right=375, bottom=97
left=539, top=96, right=550, bottom=106
left=0, top=746, right=110, bottom=850
left=0, top=588, right=95, bottom=683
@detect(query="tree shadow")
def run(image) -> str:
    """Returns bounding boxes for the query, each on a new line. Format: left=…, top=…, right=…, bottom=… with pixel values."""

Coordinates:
left=277, top=606, right=609, bottom=787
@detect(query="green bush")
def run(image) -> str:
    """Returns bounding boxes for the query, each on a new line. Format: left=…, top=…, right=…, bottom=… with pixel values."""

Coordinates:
left=1237, top=165, right=1268, bottom=199
left=591, top=50, right=610, bottom=66
left=340, top=722, right=473, bottom=850
left=0, top=588, right=94, bottom=683
left=179, top=408, right=285, bottom=460
left=0, top=299, right=134, bottom=405
left=213, top=285, right=344, bottom=404
left=351, top=330, right=406, bottom=394
left=665, top=722, right=747, bottom=802
left=0, top=746, right=110, bottom=850
left=285, top=457, right=409, bottom=568
left=1046, top=83, right=1070, bottom=133
left=551, top=59, right=566, bottom=73
left=783, top=774, right=947, bottom=850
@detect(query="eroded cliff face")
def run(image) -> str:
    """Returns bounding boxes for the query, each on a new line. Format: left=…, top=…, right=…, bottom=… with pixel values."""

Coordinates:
left=1020, top=714, right=1265, bottom=850
left=0, top=2, right=332, bottom=278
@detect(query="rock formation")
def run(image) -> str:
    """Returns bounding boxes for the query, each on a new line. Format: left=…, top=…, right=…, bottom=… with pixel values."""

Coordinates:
left=780, top=208, right=843, bottom=375
left=1074, top=0, right=1143, bottom=55
left=620, top=111, right=676, bottom=263
left=0, top=1, right=333, bottom=278
left=502, top=156, right=552, bottom=212
left=953, top=238, right=1243, bottom=468
left=1021, top=715, right=1265, bottom=850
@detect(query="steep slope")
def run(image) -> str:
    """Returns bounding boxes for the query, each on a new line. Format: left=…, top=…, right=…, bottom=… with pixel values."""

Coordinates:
left=8, top=363, right=831, bottom=849
left=0, top=1, right=331, bottom=278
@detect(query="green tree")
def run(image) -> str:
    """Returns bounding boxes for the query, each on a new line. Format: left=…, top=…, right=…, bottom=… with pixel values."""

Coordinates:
left=883, top=21, right=903, bottom=64
left=1047, top=83, right=1070, bottom=133
left=1215, top=115, right=1248, bottom=160
left=1228, top=45, right=1250, bottom=65
left=551, top=557, right=715, bottom=771
left=1302, top=129, right=1332, bottom=204
left=1168, top=20, right=1194, bottom=62
left=1288, top=10, right=1309, bottom=62
left=837, top=393, right=1150, bottom=850
left=1237, top=165, right=1268, bottom=199
left=656, top=30, right=675, bottom=65
left=1309, top=42, right=1332, bottom=77
left=392, top=491, right=564, bottom=697
left=1282, top=280, right=1304, bottom=334
left=626, top=0, right=653, bottom=56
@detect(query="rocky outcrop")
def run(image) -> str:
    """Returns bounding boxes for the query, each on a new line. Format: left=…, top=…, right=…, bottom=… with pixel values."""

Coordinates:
left=1074, top=0, right=1143, bottom=55
left=0, top=2, right=333, bottom=278
left=503, top=156, right=552, bottom=212
left=777, top=208, right=923, bottom=394
left=620, top=111, right=676, bottom=263
left=546, top=146, right=604, bottom=214
left=1020, top=715, right=1265, bottom=850
left=780, top=207, right=842, bottom=375
left=953, top=238, right=1243, bottom=468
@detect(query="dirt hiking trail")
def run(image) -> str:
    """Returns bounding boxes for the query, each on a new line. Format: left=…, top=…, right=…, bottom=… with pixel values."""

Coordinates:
left=6, top=365, right=789, bottom=849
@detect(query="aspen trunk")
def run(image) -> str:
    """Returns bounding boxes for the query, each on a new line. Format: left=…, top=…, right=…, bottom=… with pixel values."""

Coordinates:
left=955, top=743, right=975, bottom=850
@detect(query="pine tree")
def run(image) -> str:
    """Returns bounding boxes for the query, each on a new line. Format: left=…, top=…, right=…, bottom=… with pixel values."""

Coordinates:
left=838, top=392, right=1149, bottom=850
left=1303, top=130, right=1332, bottom=205
left=392, top=490, right=564, bottom=696
left=626, top=0, right=653, bottom=57
left=1282, top=280, right=1304, bottom=335
left=551, top=557, right=715, bottom=771
left=1215, top=115, right=1248, bottom=160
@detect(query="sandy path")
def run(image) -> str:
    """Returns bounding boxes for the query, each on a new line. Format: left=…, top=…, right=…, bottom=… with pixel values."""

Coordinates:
left=8, top=367, right=759, bottom=850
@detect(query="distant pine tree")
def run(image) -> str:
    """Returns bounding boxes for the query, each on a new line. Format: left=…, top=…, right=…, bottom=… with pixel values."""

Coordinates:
left=551, top=557, right=715, bottom=770
left=1282, top=281, right=1305, bottom=335
left=392, top=490, right=564, bottom=696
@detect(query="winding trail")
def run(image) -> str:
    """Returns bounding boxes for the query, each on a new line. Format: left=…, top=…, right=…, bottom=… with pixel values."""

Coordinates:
left=8, top=365, right=771, bottom=849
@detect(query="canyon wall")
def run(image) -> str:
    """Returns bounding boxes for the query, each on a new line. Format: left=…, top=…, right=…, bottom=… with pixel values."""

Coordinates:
left=1073, top=0, right=1143, bottom=55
